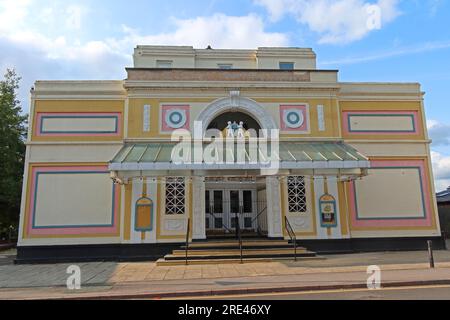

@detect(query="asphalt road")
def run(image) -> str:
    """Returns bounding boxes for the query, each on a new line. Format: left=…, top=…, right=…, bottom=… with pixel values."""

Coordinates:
left=174, top=285, right=450, bottom=300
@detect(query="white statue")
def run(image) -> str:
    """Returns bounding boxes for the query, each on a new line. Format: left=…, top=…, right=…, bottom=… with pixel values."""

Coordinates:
left=237, top=121, right=245, bottom=139
left=226, top=121, right=234, bottom=138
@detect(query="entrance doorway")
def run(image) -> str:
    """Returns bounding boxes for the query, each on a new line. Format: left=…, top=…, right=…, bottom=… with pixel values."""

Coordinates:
left=205, top=178, right=268, bottom=237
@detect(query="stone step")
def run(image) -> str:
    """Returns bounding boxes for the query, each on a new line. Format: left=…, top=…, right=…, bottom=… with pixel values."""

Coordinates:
left=183, top=240, right=292, bottom=250
left=172, top=247, right=308, bottom=256
left=156, top=256, right=323, bottom=266
left=163, top=250, right=317, bottom=261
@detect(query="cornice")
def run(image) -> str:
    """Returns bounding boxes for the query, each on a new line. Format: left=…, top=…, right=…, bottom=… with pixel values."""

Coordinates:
left=124, top=80, right=341, bottom=90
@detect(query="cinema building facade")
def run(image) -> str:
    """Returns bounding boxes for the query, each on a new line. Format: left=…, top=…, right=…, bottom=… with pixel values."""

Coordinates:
left=16, top=46, right=443, bottom=263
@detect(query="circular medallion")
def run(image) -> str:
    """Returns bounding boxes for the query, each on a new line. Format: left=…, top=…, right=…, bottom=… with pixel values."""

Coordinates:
left=283, top=109, right=304, bottom=129
left=165, top=109, right=187, bottom=129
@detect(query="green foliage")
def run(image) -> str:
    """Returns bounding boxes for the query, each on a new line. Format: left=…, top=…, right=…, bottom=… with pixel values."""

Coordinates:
left=0, top=69, right=27, bottom=241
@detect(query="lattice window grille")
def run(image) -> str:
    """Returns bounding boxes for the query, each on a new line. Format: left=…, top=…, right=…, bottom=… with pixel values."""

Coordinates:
left=287, top=176, right=307, bottom=213
left=165, top=177, right=186, bottom=215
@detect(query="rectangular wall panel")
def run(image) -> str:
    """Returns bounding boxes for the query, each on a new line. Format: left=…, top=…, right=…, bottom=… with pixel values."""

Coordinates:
left=348, top=160, right=434, bottom=229
left=25, top=165, right=120, bottom=237
left=342, top=111, right=419, bottom=135
left=36, top=112, right=121, bottom=137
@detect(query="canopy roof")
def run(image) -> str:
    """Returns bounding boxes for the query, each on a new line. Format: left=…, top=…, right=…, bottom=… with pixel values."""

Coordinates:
left=109, top=141, right=370, bottom=172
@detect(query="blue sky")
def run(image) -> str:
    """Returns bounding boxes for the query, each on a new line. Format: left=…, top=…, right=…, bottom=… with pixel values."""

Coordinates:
left=1, top=0, right=449, bottom=189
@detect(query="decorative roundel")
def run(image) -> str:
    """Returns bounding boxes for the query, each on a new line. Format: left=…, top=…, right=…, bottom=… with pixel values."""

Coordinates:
left=165, top=109, right=187, bottom=129
left=283, top=109, right=304, bottom=129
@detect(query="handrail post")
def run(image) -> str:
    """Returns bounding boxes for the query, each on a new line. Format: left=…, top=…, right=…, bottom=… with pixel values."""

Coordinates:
left=285, top=216, right=297, bottom=262
left=239, top=221, right=243, bottom=264
left=185, top=218, right=190, bottom=266
left=235, top=205, right=243, bottom=264
left=294, top=234, right=297, bottom=262
left=237, top=213, right=243, bottom=264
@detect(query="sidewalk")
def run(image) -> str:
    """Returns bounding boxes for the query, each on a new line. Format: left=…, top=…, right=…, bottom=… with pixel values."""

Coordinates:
left=1, top=264, right=450, bottom=300
left=1, top=250, right=450, bottom=299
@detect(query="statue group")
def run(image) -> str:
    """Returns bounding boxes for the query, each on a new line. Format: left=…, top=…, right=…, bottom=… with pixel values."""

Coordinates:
left=226, top=121, right=246, bottom=139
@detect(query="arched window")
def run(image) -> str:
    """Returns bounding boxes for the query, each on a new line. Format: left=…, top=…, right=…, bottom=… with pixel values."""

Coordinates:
left=135, top=197, right=153, bottom=231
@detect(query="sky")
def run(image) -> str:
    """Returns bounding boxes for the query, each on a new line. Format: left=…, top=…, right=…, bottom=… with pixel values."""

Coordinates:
left=1, top=0, right=449, bottom=190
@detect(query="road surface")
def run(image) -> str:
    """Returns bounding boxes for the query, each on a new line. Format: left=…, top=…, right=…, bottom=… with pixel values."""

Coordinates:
left=166, top=284, right=450, bottom=300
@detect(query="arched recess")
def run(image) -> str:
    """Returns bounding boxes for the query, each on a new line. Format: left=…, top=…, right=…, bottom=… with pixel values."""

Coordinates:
left=135, top=197, right=153, bottom=232
left=196, top=95, right=278, bottom=135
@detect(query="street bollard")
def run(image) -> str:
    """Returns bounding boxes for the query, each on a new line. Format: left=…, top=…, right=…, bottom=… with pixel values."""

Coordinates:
left=427, top=240, right=435, bottom=269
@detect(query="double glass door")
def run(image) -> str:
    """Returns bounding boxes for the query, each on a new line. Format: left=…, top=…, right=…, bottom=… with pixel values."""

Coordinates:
left=205, top=189, right=256, bottom=233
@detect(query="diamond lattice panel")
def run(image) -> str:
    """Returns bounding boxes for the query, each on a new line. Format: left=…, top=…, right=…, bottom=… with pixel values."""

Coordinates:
left=287, top=176, right=307, bottom=213
left=165, top=177, right=185, bottom=215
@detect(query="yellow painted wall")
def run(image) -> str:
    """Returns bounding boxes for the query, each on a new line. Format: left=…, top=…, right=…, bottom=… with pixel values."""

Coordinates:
left=155, top=177, right=193, bottom=241
left=127, top=97, right=340, bottom=139
left=127, top=98, right=209, bottom=139
left=256, top=98, right=340, bottom=138
left=340, top=101, right=425, bottom=140
left=32, top=100, right=125, bottom=142
left=280, top=177, right=317, bottom=238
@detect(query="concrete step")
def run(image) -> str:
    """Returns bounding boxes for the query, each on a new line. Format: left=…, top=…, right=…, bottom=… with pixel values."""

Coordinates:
left=172, top=247, right=308, bottom=256
left=205, top=234, right=265, bottom=240
left=163, top=250, right=317, bottom=261
left=183, top=240, right=292, bottom=250
left=156, top=256, right=324, bottom=266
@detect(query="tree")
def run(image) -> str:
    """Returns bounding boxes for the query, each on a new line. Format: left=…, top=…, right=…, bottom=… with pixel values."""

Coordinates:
left=0, top=69, right=27, bottom=241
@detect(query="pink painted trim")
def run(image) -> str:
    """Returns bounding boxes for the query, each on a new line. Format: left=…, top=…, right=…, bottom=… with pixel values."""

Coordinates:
left=279, top=105, right=309, bottom=132
left=342, top=111, right=420, bottom=135
left=161, top=105, right=190, bottom=132
left=349, top=160, right=433, bottom=228
left=35, top=112, right=122, bottom=137
left=26, top=166, right=119, bottom=236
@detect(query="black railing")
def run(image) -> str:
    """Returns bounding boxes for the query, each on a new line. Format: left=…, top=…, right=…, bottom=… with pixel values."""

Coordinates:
left=185, top=218, right=190, bottom=265
left=284, top=216, right=297, bottom=261
left=206, top=200, right=268, bottom=234
left=252, top=206, right=267, bottom=236
left=236, top=210, right=243, bottom=264
left=208, top=204, right=234, bottom=233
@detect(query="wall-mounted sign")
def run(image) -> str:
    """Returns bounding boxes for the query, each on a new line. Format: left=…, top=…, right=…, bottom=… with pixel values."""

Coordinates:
left=135, top=197, right=153, bottom=232
left=319, top=193, right=337, bottom=228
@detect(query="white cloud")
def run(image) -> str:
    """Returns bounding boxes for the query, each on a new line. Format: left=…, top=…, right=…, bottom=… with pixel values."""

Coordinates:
left=65, top=5, right=86, bottom=30
left=320, top=40, right=450, bottom=65
left=428, top=119, right=450, bottom=146
left=0, top=0, right=32, bottom=33
left=117, top=14, right=288, bottom=49
left=431, top=150, right=450, bottom=192
left=255, top=0, right=401, bottom=44
left=427, top=120, right=450, bottom=191
left=0, top=9, right=289, bottom=111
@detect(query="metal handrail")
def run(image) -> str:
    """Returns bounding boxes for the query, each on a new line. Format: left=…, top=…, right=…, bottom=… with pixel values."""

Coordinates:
left=284, top=216, right=297, bottom=261
left=185, top=218, right=190, bottom=265
left=208, top=204, right=234, bottom=233
left=251, top=206, right=267, bottom=224
left=236, top=212, right=243, bottom=264
left=251, top=206, right=267, bottom=236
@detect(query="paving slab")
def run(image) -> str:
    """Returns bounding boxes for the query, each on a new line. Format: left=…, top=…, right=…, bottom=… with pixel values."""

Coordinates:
left=1, top=266, right=450, bottom=300
left=2, top=250, right=450, bottom=291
